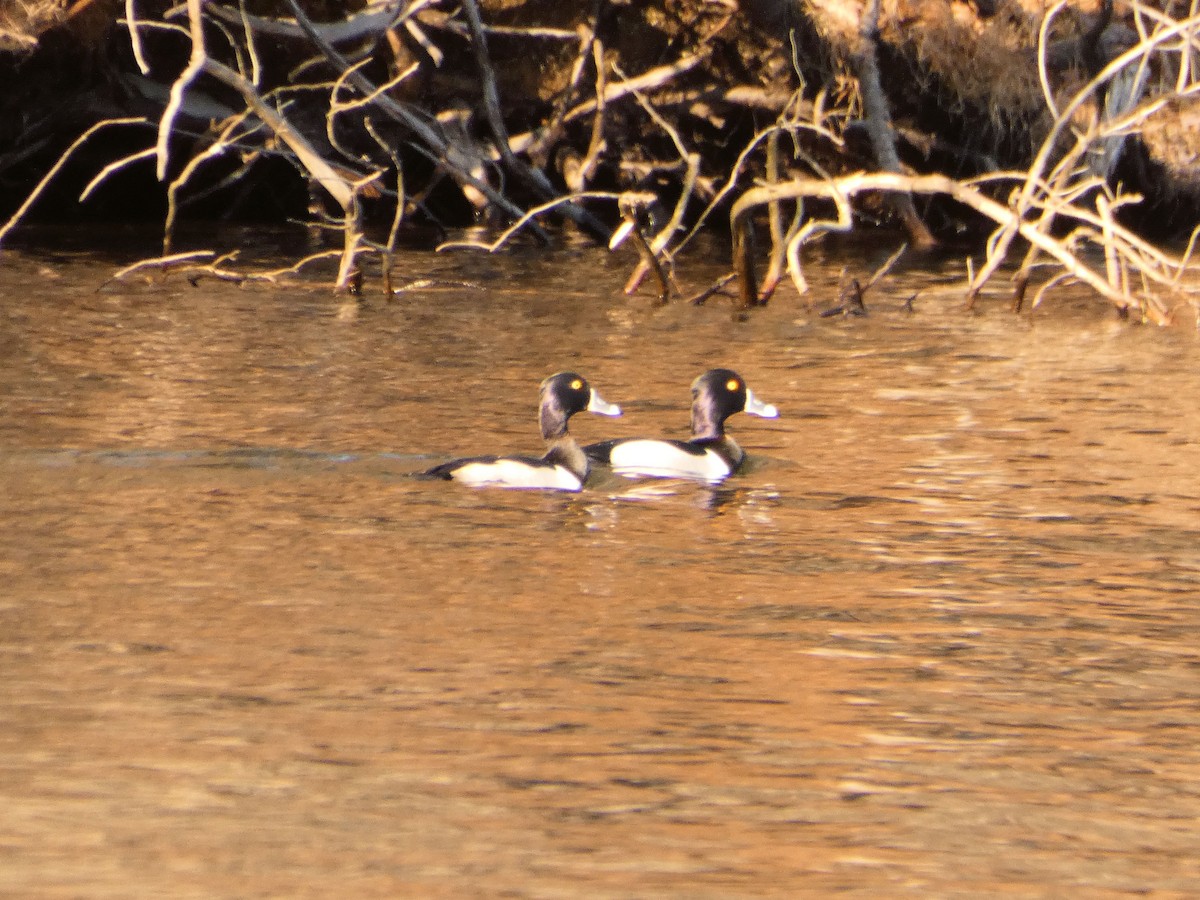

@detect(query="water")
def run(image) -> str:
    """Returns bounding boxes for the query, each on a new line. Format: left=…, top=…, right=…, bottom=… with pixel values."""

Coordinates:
left=2, top=232, right=1200, bottom=896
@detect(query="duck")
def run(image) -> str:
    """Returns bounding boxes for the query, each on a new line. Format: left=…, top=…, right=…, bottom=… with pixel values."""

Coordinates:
left=421, top=372, right=621, bottom=491
left=584, top=368, right=778, bottom=483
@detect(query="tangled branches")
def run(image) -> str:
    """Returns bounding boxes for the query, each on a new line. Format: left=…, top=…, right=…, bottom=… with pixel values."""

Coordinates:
left=0, top=0, right=1197, bottom=320
left=723, top=0, right=1200, bottom=322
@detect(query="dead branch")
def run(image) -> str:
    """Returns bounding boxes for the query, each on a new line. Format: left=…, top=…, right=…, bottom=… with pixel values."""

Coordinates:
left=437, top=191, right=622, bottom=254
left=201, top=56, right=365, bottom=290
left=79, top=147, right=158, bottom=202
left=6, top=0, right=1197, bottom=318
left=0, top=117, right=152, bottom=250
left=756, top=127, right=806, bottom=306
left=162, top=109, right=257, bottom=254
left=969, top=5, right=1200, bottom=306
left=102, top=248, right=344, bottom=290
left=280, top=0, right=548, bottom=244
left=562, top=50, right=711, bottom=126
left=152, top=0, right=366, bottom=289
left=731, top=170, right=1196, bottom=322
left=852, top=0, right=937, bottom=251
left=390, top=278, right=485, bottom=294
left=609, top=192, right=672, bottom=304
left=125, top=0, right=151, bottom=74
left=525, top=13, right=602, bottom=168
left=820, top=273, right=867, bottom=317
left=576, top=37, right=609, bottom=189
left=679, top=88, right=846, bottom=260
left=155, top=0, right=206, bottom=182
left=108, top=249, right=216, bottom=282
left=686, top=273, right=738, bottom=306
left=863, top=242, right=907, bottom=295
left=460, top=0, right=611, bottom=242
left=610, top=62, right=698, bottom=299
left=720, top=3, right=1200, bottom=322
left=206, top=0, right=412, bottom=45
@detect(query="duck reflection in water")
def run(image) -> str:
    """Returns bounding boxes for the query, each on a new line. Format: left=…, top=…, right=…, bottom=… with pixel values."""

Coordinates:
left=420, top=372, right=621, bottom=491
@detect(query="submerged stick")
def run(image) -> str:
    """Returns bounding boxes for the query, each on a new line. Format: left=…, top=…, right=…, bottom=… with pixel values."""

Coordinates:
left=611, top=192, right=671, bottom=304
left=863, top=242, right=907, bottom=294
left=103, top=248, right=345, bottom=289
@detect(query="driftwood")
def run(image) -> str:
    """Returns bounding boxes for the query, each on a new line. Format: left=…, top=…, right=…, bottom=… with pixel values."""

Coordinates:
left=0, top=0, right=1197, bottom=320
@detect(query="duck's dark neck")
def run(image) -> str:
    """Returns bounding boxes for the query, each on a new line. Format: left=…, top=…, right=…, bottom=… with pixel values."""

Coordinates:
left=540, top=403, right=570, bottom=440
left=716, top=435, right=745, bottom=471
left=690, top=400, right=726, bottom=442
left=540, top=397, right=588, bottom=479
left=542, top=436, right=588, bottom=480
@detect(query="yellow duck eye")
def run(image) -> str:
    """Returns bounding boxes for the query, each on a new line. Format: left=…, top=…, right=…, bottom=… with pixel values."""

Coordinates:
left=570, top=378, right=583, bottom=390
left=726, top=378, right=740, bottom=391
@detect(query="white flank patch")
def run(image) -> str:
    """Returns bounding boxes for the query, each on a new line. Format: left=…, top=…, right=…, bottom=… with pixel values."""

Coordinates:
left=452, top=459, right=582, bottom=491
left=609, top=440, right=731, bottom=482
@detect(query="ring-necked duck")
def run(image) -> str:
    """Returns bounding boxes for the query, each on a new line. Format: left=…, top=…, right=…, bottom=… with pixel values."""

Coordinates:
left=584, top=368, right=778, bottom=482
left=422, top=372, right=621, bottom=490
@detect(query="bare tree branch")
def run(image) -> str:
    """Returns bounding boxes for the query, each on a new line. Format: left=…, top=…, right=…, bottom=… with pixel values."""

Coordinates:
left=0, top=117, right=152, bottom=250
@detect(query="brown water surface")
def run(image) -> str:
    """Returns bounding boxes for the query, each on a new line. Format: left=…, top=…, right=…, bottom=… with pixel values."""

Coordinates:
left=2, top=233, right=1200, bottom=896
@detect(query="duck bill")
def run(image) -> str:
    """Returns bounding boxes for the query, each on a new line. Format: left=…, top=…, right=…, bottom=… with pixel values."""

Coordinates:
left=744, top=389, right=779, bottom=419
left=588, top=389, right=622, bottom=417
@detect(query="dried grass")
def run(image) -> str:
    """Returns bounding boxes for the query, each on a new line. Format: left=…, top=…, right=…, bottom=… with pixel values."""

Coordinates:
left=893, top=0, right=1048, bottom=128
left=0, top=0, right=67, bottom=52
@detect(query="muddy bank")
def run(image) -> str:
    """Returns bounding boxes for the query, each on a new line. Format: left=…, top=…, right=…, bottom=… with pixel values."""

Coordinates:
left=0, top=1, right=1197, bottom=317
